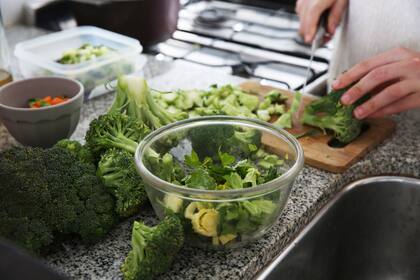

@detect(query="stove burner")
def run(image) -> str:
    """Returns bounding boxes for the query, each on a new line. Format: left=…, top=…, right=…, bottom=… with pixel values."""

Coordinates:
left=194, top=8, right=227, bottom=28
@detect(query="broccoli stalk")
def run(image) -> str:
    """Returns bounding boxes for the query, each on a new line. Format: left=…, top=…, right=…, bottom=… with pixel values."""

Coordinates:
left=115, top=76, right=187, bottom=130
left=97, top=149, right=148, bottom=218
left=121, top=215, right=184, bottom=280
left=302, top=85, right=368, bottom=143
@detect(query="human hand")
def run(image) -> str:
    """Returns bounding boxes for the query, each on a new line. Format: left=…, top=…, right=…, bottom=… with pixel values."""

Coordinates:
left=333, top=47, right=420, bottom=119
left=296, top=0, right=348, bottom=43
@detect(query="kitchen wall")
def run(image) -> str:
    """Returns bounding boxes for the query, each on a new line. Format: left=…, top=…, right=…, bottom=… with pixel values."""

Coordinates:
left=0, top=0, right=29, bottom=26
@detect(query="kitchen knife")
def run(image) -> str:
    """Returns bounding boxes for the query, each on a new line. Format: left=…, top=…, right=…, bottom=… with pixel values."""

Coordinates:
left=293, top=12, right=329, bottom=130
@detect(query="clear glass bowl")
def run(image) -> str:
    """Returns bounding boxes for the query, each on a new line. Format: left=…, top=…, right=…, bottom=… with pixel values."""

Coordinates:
left=135, top=116, right=304, bottom=250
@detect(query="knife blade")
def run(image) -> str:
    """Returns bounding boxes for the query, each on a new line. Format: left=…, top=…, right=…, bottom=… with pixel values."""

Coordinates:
left=292, top=12, right=328, bottom=131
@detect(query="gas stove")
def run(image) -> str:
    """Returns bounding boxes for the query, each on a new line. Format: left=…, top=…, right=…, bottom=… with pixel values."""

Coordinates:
left=151, top=0, right=332, bottom=93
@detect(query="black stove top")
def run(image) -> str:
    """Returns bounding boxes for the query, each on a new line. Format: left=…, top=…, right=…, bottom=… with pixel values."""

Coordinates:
left=150, top=0, right=331, bottom=91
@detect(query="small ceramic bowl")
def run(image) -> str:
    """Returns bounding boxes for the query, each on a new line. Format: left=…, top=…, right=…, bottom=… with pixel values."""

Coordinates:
left=0, top=77, right=83, bottom=148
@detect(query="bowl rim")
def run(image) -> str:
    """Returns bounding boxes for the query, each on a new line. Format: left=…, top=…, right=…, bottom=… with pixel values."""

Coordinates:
left=135, top=116, right=304, bottom=198
left=0, top=76, right=84, bottom=112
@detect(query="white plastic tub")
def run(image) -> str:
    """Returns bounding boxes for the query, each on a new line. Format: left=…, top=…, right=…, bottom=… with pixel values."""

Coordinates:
left=14, top=26, right=143, bottom=95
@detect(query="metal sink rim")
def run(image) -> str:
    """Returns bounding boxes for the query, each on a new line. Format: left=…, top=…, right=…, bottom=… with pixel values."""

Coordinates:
left=255, top=175, right=420, bottom=280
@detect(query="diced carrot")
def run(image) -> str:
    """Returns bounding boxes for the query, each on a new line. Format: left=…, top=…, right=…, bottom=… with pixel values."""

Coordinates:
left=51, top=97, right=64, bottom=105
left=43, top=96, right=53, bottom=103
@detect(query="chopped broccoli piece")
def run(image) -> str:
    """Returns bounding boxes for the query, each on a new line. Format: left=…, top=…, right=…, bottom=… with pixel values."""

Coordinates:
left=259, top=90, right=288, bottom=110
left=163, top=194, right=184, bottom=214
left=257, top=109, right=271, bottom=121
left=97, top=149, right=148, bottom=218
left=273, top=113, right=292, bottom=129
left=0, top=147, right=117, bottom=254
left=267, top=104, right=286, bottom=115
left=273, top=92, right=302, bottom=129
left=191, top=208, right=219, bottom=237
left=227, top=127, right=262, bottom=155
left=121, top=215, right=184, bottom=280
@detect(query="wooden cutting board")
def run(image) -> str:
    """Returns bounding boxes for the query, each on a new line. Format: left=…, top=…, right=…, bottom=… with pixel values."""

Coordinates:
left=240, top=81, right=396, bottom=173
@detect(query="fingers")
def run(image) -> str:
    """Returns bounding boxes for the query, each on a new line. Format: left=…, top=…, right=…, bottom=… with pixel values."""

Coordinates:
left=295, top=0, right=305, bottom=14
left=353, top=79, right=420, bottom=119
left=299, top=0, right=333, bottom=43
left=368, top=92, right=420, bottom=118
left=340, top=57, right=420, bottom=106
left=333, top=47, right=415, bottom=90
left=327, top=0, right=347, bottom=34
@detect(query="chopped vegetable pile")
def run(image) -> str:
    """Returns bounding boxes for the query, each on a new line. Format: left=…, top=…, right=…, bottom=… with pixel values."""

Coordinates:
left=28, top=95, right=69, bottom=108
left=57, top=43, right=112, bottom=65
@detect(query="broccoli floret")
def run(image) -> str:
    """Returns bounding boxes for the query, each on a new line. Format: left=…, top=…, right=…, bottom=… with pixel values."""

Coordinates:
left=85, top=112, right=150, bottom=156
left=121, top=215, right=184, bottom=280
left=55, top=139, right=95, bottom=164
left=0, top=147, right=117, bottom=254
left=302, top=85, right=368, bottom=143
left=188, top=124, right=262, bottom=159
left=188, top=124, right=235, bottom=159
left=97, top=149, right=148, bottom=218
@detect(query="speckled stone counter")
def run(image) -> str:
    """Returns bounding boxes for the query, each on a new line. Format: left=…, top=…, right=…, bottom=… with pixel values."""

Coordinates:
left=2, top=26, right=420, bottom=280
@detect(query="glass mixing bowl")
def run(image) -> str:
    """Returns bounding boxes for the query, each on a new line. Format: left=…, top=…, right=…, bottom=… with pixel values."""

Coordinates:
left=135, top=116, right=304, bottom=250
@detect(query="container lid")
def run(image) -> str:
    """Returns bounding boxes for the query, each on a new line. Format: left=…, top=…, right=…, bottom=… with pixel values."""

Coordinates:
left=14, top=26, right=143, bottom=75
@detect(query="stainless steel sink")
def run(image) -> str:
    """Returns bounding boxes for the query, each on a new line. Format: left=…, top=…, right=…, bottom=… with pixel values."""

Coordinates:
left=256, top=176, right=420, bottom=280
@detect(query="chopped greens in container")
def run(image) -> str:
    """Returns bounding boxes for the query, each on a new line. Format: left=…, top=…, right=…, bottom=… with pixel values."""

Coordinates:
left=57, top=44, right=112, bottom=65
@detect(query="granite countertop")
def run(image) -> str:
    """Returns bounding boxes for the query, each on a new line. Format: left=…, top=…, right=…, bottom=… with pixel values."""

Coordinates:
left=2, top=25, right=420, bottom=280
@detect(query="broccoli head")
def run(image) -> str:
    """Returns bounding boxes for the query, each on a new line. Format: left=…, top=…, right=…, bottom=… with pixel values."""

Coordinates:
left=55, top=139, right=95, bottom=164
left=188, top=124, right=235, bottom=159
left=85, top=112, right=151, bottom=156
left=302, top=85, right=368, bottom=143
left=121, top=215, right=184, bottom=280
left=0, top=147, right=117, bottom=254
left=97, top=149, right=148, bottom=218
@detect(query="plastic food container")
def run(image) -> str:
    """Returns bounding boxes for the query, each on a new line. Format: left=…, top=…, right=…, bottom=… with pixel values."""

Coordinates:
left=14, top=26, right=142, bottom=95
left=135, top=116, right=304, bottom=250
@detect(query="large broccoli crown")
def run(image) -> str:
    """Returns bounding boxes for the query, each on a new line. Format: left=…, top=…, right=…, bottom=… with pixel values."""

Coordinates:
left=85, top=112, right=151, bottom=156
left=121, top=215, right=184, bottom=280
left=97, top=149, right=148, bottom=218
left=303, top=85, right=367, bottom=143
left=0, top=147, right=117, bottom=254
